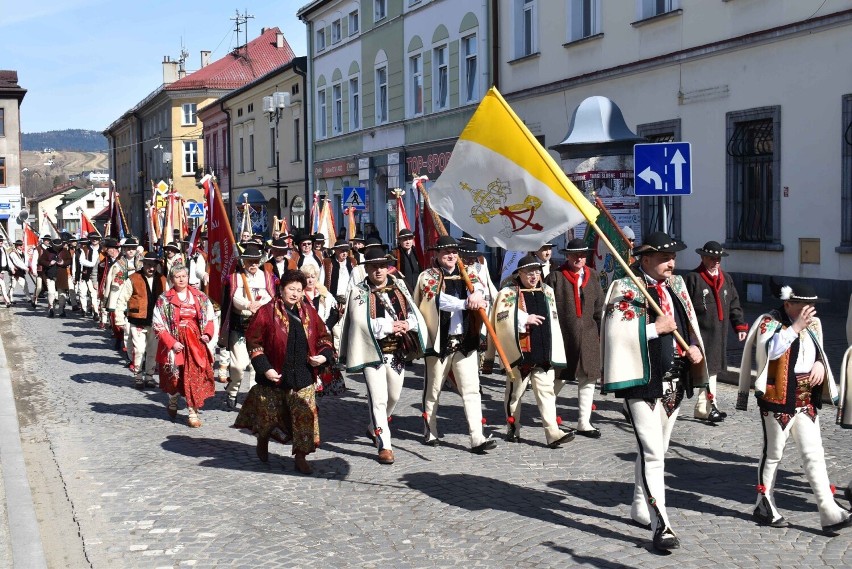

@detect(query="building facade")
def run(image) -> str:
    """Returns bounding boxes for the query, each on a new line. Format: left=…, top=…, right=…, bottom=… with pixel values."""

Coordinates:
left=496, top=0, right=852, bottom=302
left=104, top=28, right=296, bottom=238
left=298, top=0, right=493, bottom=243
left=199, top=57, right=308, bottom=236
left=0, top=71, right=27, bottom=240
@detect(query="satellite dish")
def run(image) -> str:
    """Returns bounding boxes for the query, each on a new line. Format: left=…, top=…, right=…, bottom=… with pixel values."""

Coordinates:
left=16, top=210, right=29, bottom=225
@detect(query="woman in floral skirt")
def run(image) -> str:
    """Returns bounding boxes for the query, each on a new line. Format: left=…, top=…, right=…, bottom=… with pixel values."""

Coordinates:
left=233, top=270, right=335, bottom=474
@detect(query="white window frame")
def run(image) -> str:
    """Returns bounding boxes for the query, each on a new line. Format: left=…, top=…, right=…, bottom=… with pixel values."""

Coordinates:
left=317, top=88, right=327, bottom=139
left=568, top=0, right=601, bottom=41
left=375, top=65, right=388, bottom=124
left=331, top=19, right=342, bottom=43
left=181, top=103, right=197, bottom=126
left=433, top=44, right=449, bottom=111
left=374, top=0, right=387, bottom=21
left=460, top=34, right=478, bottom=104
left=332, top=83, right=343, bottom=134
left=515, top=0, right=538, bottom=58
left=349, top=76, right=361, bottom=130
left=638, top=0, right=677, bottom=19
left=348, top=9, right=360, bottom=35
left=316, top=26, right=326, bottom=52
left=182, top=141, right=198, bottom=175
left=409, top=53, right=424, bottom=116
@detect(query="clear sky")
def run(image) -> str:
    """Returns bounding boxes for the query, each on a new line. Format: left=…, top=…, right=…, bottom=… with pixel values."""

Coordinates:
left=1, top=0, right=308, bottom=134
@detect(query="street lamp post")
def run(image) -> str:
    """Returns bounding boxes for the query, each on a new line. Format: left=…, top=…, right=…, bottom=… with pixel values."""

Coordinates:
left=263, top=91, right=291, bottom=219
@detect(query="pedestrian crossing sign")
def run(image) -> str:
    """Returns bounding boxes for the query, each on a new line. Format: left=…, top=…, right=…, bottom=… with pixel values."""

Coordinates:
left=343, top=186, right=367, bottom=210
left=187, top=201, right=205, bottom=218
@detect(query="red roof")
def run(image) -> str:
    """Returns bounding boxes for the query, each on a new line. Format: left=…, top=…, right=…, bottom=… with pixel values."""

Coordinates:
left=165, top=28, right=295, bottom=91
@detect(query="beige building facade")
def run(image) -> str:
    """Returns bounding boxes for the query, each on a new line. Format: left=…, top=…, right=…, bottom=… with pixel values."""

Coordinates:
left=0, top=71, right=27, bottom=240
left=497, top=0, right=852, bottom=302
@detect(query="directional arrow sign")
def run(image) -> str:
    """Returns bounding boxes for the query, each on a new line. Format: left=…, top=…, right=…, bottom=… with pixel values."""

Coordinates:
left=633, top=142, right=692, bottom=196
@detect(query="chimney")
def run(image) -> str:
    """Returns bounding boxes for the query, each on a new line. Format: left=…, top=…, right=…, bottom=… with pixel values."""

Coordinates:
left=260, top=27, right=268, bottom=35
left=200, top=50, right=211, bottom=68
left=276, top=32, right=285, bottom=49
left=162, top=56, right=179, bottom=84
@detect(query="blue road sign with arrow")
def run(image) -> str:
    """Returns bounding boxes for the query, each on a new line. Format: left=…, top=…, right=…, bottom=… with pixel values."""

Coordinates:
left=633, top=142, right=692, bottom=196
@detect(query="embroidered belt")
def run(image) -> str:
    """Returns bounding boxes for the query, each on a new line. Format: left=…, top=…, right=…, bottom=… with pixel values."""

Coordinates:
left=795, top=372, right=813, bottom=407
left=446, top=334, right=463, bottom=354
left=379, top=337, right=401, bottom=354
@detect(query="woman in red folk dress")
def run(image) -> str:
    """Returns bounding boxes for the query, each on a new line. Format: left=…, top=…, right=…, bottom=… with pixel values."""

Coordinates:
left=152, top=264, right=216, bottom=428
left=233, top=269, right=336, bottom=474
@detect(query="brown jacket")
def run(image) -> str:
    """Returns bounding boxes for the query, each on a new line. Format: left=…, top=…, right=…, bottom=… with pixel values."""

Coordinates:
left=126, top=272, right=167, bottom=326
left=545, top=266, right=604, bottom=380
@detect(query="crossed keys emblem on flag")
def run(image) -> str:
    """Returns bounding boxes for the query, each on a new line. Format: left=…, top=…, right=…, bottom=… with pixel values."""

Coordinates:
left=461, top=179, right=544, bottom=236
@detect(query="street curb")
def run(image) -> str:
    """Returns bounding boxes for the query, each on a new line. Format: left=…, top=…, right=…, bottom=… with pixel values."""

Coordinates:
left=0, top=332, right=48, bottom=569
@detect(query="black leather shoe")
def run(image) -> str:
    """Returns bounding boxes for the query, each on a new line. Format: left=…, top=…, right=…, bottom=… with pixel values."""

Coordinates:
left=844, top=485, right=852, bottom=506
left=423, top=438, right=439, bottom=447
left=505, top=424, right=520, bottom=443
left=48, top=308, right=55, bottom=318
left=752, top=508, right=789, bottom=528
left=713, top=405, right=728, bottom=418
left=547, top=431, right=575, bottom=448
left=366, top=429, right=377, bottom=444
left=576, top=428, right=602, bottom=439
left=652, top=526, right=680, bottom=552
left=706, top=409, right=724, bottom=423
left=225, top=396, right=237, bottom=410
left=471, top=439, right=497, bottom=454
left=256, top=437, right=269, bottom=463
left=822, top=514, right=852, bottom=534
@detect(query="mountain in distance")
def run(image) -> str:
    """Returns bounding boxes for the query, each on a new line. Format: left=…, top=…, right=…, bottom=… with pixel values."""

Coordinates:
left=22, top=129, right=108, bottom=152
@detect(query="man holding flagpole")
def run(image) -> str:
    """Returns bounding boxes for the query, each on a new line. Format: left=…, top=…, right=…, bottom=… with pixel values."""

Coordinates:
left=414, top=235, right=495, bottom=454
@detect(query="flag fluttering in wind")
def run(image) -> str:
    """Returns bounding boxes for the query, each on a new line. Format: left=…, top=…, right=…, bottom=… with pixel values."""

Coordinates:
left=583, top=197, right=632, bottom=291
left=344, top=207, right=357, bottom=241
left=394, top=188, right=412, bottom=232
left=412, top=179, right=438, bottom=268
left=427, top=87, right=599, bottom=249
left=42, top=212, right=60, bottom=238
left=202, top=175, right=238, bottom=308
left=79, top=210, right=100, bottom=238
left=309, top=191, right=320, bottom=234
left=23, top=223, right=39, bottom=274
left=108, top=185, right=128, bottom=239
left=317, top=198, right=336, bottom=248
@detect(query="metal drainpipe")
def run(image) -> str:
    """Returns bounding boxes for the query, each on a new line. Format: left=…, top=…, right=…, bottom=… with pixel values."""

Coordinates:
left=132, top=111, right=144, bottom=237
left=221, top=102, right=234, bottom=229
left=490, top=0, right=499, bottom=90
left=295, top=47, right=311, bottom=232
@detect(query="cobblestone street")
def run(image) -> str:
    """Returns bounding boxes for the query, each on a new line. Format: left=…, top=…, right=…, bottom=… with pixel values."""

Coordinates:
left=1, top=303, right=850, bottom=569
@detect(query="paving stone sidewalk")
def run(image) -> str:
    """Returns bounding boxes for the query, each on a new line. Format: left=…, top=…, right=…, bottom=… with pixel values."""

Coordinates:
left=1, top=302, right=850, bottom=568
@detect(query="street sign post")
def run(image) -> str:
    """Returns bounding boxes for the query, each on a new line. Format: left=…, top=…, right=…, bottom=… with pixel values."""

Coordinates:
left=633, top=142, right=692, bottom=196
left=342, top=186, right=367, bottom=210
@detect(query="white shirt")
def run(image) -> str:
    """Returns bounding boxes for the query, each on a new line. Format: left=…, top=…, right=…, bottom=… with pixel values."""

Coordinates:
left=438, top=270, right=485, bottom=336
left=231, top=270, right=273, bottom=316
left=333, top=259, right=351, bottom=298
left=768, top=325, right=817, bottom=374
left=370, top=288, right=419, bottom=340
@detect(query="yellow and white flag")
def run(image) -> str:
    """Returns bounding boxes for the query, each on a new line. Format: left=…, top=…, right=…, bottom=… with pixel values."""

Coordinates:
left=429, top=87, right=599, bottom=250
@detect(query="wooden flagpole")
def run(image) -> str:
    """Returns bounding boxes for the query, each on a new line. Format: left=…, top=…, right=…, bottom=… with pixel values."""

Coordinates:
left=415, top=179, right=517, bottom=380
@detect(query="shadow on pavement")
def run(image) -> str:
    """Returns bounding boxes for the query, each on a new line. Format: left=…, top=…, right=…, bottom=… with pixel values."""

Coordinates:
left=544, top=542, right=641, bottom=568
left=60, top=352, right=123, bottom=365
left=402, top=472, right=646, bottom=548
left=160, top=434, right=352, bottom=478
left=89, top=401, right=176, bottom=422
left=70, top=371, right=132, bottom=386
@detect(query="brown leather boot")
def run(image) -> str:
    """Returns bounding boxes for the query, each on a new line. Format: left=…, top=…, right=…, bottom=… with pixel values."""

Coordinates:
left=294, top=452, right=313, bottom=475
left=256, top=437, right=269, bottom=463
left=377, top=449, right=395, bottom=464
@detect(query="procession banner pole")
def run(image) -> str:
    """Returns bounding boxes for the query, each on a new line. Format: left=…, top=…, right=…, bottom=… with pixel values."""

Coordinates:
left=587, top=219, right=691, bottom=351
left=415, top=179, right=518, bottom=380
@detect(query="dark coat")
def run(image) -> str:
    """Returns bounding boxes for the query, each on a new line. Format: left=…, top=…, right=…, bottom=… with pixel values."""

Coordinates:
left=684, top=268, right=748, bottom=376
left=545, top=266, right=604, bottom=380
left=38, top=248, right=73, bottom=290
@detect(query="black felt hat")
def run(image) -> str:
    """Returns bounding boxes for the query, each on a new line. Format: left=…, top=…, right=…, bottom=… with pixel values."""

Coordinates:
left=163, top=241, right=182, bottom=253
left=312, top=233, right=326, bottom=243
left=121, top=236, right=140, bottom=248
left=295, top=233, right=313, bottom=245
left=397, top=228, right=415, bottom=239
left=102, top=237, right=120, bottom=248
left=239, top=242, right=264, bottom=260
left=350, top=231, right=365, bottom=243
left=771, top=281, right=829, bottom=304
left=514, top=254, right=543, bottom=273
left=632, top=232, right=686, bottom=255
left=695, top=240, right=729, bottom=258
left=364, top=238, right=388, bottom=251
left=142, top=252, right=160, bottom=263
left=561, top=238, right=591, bottom=253
left=429, top=235, right=459, bottom=251
left=267, top=237, right=289, bottom=251
left=362, top=247, right=394, bottom=265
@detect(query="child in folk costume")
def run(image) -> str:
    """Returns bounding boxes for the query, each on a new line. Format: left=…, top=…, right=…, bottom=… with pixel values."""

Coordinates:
left=489, top=255, right=575, bottom=448
left=737, top=282, right=851, bottom=534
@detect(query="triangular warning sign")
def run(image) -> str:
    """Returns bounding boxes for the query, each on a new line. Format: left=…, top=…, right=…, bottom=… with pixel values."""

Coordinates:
left=344, top=190, right=364, bottom=207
